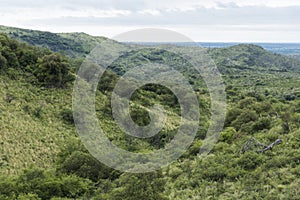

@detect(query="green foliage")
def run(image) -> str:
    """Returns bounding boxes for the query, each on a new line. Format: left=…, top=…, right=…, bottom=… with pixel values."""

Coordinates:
left=0, top=26, right=300, bottom=199
left=17, top=193, right=41, bottom=200
left=252, top=117, right=272, bottom=132
left=111, top=172, right=168, bottom=200
left=219, top=127, right=237, bottom=143
left=0, top=53, right=7, bottom=67
left=0, top=33, right=75, bottom=88
left=0, top=33, right=44, bottom=74
left=0, top=25, right=106, bottom=58
left=0, top=168, right=92, bottom=200
left=98, top=70, right=118, bottom=93
left=56, top=138, right=118, bottom=182
left=59, top=151, right=114, bottom=182
left=237, top=152, right=265, bottom=170
left=231, top=110, right=258, bottom=131
left=35, top=53, right=74, bottom=88
left=60, top=108, right=74, bottom=124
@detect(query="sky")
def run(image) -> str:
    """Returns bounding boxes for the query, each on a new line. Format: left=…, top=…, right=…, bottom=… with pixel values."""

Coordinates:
left=0, top=0, right=299, bottom=42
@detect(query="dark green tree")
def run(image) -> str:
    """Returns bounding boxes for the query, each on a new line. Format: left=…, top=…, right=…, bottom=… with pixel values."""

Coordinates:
left=35, top=53, right=74, bottom=88
left=111, top=172, right=167, bottom=200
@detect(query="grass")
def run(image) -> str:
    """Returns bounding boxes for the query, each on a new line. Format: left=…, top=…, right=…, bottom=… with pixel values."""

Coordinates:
left=0, top=76, right=76, bottom=175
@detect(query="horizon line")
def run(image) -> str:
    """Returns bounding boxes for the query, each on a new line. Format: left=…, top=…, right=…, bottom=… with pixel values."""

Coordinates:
left=1, top=24, right=300, bottom=44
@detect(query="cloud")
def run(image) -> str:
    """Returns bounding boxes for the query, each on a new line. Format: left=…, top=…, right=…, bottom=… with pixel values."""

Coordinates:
left=23, top=5, right=300, bottom=26
left=0, top=0, right=299, bottom=41
left=138, top=9, right=161, bottom=16
left=215, top=2, right=240, bottom=9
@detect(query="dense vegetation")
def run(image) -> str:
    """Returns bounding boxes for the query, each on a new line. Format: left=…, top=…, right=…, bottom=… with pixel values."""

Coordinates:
left=0, top=27, right=299, bottom=199
left=0, top=25, right=106, bottom=58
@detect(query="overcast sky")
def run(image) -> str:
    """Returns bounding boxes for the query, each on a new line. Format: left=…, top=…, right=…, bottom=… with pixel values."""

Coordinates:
left=0, top=0, right=299, bottom=42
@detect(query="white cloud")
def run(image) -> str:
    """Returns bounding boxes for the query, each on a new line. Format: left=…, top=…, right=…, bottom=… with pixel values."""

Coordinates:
left=0, top=0, right=299, bottom=42
left=138, top=9, right=161, bottom=16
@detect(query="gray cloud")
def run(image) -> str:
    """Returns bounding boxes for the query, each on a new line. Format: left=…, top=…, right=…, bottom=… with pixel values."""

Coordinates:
left=28, top=5, right=300, bottom=26
left=216, top=2, right=240, bottom=9
left=0, top=0, right=299, bottom=41
left=0, top=0, right=153, bottom=11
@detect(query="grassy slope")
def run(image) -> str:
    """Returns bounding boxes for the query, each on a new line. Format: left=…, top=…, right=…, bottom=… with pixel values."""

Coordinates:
left=0, top=76, right=75, bottom=174
left=0, top=26, right=299, bottom=199
left=0, top=75, right=184, bottom=175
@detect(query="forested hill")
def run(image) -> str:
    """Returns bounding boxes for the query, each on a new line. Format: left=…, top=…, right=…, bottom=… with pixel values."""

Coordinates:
left=209, top=44, right=300, bottom=73
left=0, top=28, right=300, bottom=199
left=1, top=25, right=300, bottom=74
left=0, top=25, right=106, bottom=58
left=4, top=24, right=297, bottom=74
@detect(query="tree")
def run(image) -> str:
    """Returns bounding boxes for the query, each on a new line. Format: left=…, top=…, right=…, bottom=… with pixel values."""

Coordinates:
left=59, top=151, right=114, bottom=182
left=230, top=110, right=258, bottom=130
left=111, top=172, right=167, bottom=200
left=35, top=53, right=74, bottom=88
left=0, top=53, right=7, bottom=68
left=252, top=117, right=271, bottom=132
left=1, top=46, right=19, bottom=68
left=219, top=127, right=237, bottom=143
left=57, top=138, right=118, bottom=182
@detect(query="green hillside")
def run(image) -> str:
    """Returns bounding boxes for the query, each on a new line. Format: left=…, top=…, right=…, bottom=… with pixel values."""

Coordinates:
left=0, top=28, right=299, bottom=199
left=0, top=25, right=106, bottom=58
left=209, top=44, right=300, bottom=101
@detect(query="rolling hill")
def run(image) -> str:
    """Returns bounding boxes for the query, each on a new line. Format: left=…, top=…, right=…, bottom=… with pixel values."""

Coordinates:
left=0, top=26, right=299, bottom=199
left=0, top=25, right=106, bottom=58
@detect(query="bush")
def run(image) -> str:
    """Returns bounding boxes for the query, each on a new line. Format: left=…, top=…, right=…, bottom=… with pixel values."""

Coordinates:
left=231, top=110, right=258, bottom=130
left=252, top=117, right=271, bottom=132
left=188, top=139, right=203, bottom=156
left=34, top=53, right=74, bottom=88
left=60, top=108, right=74, bottom=124
left=8, top=168, right=93, bottom=200
left=225, top=108, right=242, bottom=126
left=0, top=53, right=7, bottom=68
left=219, top=127, right=237, bottom=143
left=59, top=151, right=114, bottom=182
left=237, top=152, right=264, bottom=170
left=0, top=176, right=17, bottom=196
left=238, top=97, right=257, bottom=109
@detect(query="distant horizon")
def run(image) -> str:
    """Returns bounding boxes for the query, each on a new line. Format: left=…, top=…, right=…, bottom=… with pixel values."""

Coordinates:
left=1, top=24, right=300, bottom=44
left=1, top=24, right=300, bottom=56
left=125, top=41, right=300, bottom=44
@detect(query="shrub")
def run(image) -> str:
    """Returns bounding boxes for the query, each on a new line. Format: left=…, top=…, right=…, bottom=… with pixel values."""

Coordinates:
left=17, top=193, right=41, bottom=200
left=60, top=151, right=114, bottom=182
left=0, top=53, right=7, bottom=68
left=237, top=152, right=264, bottom=170
left=219, top=127, right=237, bottom=143
left=252, top=117, right=272, bottom=132
left=231, top=110, right=258, bottom=130
left=34, top=53, right=74, bottom=88
left=225, top=107, right=243, bottom=126
left=60, top=108, right=74, bottom=124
